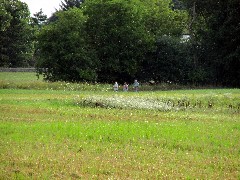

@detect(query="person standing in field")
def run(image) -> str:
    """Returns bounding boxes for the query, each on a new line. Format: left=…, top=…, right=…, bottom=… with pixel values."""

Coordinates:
left=123, top=82, right=128, bottom=92
left=113, top=82, right=119, bottom=92
left=133, top=79, right=139, bottom=92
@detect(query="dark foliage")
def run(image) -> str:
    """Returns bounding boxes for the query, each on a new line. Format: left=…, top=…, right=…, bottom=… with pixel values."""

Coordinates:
left=140, top=36, right=192, bottom=84
left=182, top=0, right=240, bottom=87
left=0, top=0, right=33, bottom=67
left=60, top=0, right=85, bottom=11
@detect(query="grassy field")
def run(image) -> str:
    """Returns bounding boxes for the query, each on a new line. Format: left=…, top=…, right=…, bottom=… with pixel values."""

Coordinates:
left=0, top=72, right=240, bottom=179
left=0, top=72, right=214, bottom=91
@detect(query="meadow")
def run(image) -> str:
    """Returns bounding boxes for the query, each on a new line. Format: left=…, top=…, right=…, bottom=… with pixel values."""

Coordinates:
left=0, top=72, right=240, bottom=179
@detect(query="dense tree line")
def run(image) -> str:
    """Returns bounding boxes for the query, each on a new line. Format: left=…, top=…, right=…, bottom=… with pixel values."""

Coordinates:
left=0, top=0, right=239, bottom=87
left=36, top=0, right=187, bottom=82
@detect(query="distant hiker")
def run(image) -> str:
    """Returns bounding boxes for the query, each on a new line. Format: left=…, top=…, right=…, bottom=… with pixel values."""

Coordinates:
left=113, top=82, right=119, bottom=92
left=123, top=82, right=128, bottom=92
left=133, top=79, right=139, bottom=92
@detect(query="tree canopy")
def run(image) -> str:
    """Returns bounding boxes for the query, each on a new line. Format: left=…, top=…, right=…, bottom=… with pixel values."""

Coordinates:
left=0, top=0, right=33, bottom=67
left=1, top=0, right=239, bottom=87
left=182, top=0, right=240, bottom=86
left=37, top=0, right=188, bottom=83
left=60, top=0, right=85, bottom=11
left=36, top=8, right=99, bottom=82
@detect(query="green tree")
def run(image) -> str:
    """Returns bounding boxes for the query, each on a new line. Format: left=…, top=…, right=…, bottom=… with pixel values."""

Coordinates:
left=140, top=36, right=191, bottom=83
left=37, top=8, right=99, bottom=82
left=0, top=1, right=12, bottom=31
left=85, top=0, right=153, bottom=82
left=30, top=9, right=48, bottom=66
left=137, top=0, right=188, bottom=83
left=202, top=0, right=240, bottom=87
left=182, top=0, right=240, bottom=87
left=60, top=0, right=85, bottom=11
left=37, top=0, right=188, bottom=83
left=48, top=0, right=85, bottom=23
left=0, top=0, right=33, bottom=67
left=32, top=9, right=47, bottom=28
left=142, top=0, right=188, bottom=38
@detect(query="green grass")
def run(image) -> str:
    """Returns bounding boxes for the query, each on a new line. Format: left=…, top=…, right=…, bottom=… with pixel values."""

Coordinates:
left=0, top=72, right=112, bottom=91
left=0, top=72, right=221, bottom=91
left=0, top=72, right=240, bottom=179
left=0, top=72, right=41, bottom=82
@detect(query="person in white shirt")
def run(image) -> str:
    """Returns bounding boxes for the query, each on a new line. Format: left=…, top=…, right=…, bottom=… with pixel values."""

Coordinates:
left=113, top=82, right=119, bottom=91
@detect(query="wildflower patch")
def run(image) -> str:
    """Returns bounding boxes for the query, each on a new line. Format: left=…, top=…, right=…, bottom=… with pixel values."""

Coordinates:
left=76, top=94, right=240, bottom=112
left=77, top=95, right=174, bottom=111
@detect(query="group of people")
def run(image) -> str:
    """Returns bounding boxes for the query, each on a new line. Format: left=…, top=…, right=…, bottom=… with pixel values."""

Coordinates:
left=113, top=80, right=139, bottom=92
